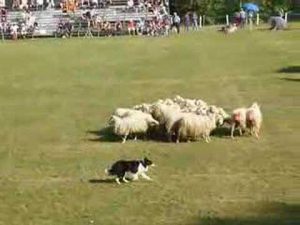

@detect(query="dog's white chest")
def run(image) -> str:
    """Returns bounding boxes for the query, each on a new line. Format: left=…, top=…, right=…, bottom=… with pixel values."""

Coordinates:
left=125, top=163, right=147, bottom=178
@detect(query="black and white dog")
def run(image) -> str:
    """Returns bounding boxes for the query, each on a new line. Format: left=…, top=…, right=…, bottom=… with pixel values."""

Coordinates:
left=105, top=157, right=155, bottom=184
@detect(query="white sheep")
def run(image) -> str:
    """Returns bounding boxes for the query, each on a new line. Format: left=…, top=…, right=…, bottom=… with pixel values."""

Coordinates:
left=230, top=107, right=247, bottom=138
left=113, top=108, right=138, bottom=118
left=151, top=103, right=183, bottom=141
left=173, top=113, right=217, bottom=143
left=109, top=115, right=159, bottom=143
left=246, top=102, right=262, bottom=138
left=230, top=102, right=262, bottom=139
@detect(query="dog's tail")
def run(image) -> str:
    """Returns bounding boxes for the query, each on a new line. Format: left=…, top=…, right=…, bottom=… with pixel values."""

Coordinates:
left=104, top=167, right=112, bottom=176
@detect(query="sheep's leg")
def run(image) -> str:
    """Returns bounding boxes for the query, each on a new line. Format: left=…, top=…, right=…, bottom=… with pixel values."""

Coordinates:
left=230, top=123, right=235, bottom=139
left=254, top=127, right=260, bottom=139
left=238, top=127, right=243, bottom=136
left=204, top=135, right=210, bottom=143
left=115, top=178, right=121, bottom=185
left=206, top=135, right=211, bottom=143
left=134, top=135, right=137, bottom=141
left=122, top=177, right=129, bottom=183
left=122, top=135, right=128, bottom=143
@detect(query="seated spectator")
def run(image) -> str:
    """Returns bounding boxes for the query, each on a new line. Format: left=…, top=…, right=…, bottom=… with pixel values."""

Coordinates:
left=127, top=0, right=134, bottom=12
left=103, top=20, right=112, bottom=36
left=115, top=20, right=123, bottom=34
left=1, top=8, right=7, bottom=23
left=36, top=0, right=43, bottom=10
left=91, top=0, right=98, bottom=8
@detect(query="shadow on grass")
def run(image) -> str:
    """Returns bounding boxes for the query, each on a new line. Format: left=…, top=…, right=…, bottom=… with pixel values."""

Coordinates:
left=88, top=178, right=116, bottom=184
left=86, top=125, right=235, bottom=143
left=278, top=66, right=300, bottom=74
left=279, top=77, right=300, bottom=82
left=191, top=202, right=300, bottom=225
left=86, top=125, right=169, bottom=143
left=86, top=127, right=121, bottom=142
left=211, top=127, right=230, bottom=137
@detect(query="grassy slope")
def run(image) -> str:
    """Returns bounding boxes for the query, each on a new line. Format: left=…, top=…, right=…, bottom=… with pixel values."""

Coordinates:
left=0, top=27, right=299, bottom=225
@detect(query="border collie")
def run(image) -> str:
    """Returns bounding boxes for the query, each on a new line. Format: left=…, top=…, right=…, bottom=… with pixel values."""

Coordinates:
left=105, top=157, right=155, bottom=184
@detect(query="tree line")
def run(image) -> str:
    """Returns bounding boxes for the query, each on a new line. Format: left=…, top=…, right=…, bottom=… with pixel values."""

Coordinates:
left=169, top=0, right=298, bottom=23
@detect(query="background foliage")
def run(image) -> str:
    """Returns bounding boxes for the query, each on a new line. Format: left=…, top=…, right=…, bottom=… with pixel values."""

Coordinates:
left=170, top=0, right=296, bottom=23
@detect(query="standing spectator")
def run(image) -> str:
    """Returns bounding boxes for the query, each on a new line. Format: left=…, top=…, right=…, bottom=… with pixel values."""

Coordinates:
left=127, top=19, right=135, bottom=35
left=192, top=11, right=198, bottom=30
left=11, top=23, right=18, bottom=40
left=184, top=12, right=190, bottom=32
left=240, top=8, right=246, bottom=28
left=248, top=11, right=253, bottom=30
left=172, top=12, right=180, bottom=34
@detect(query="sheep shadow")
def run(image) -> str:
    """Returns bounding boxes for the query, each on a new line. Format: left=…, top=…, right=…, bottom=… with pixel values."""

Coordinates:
left=86, top=127, right=121, bottom=142
left=279, top=77, right=300, bottom=82
left=88, top=178, right=116, bottom=184
left=86, top=125, right=170, bottom=143
left=278, top=66, right=300, bottom=74
left=211, top=127, right=230, bottom=137
left=86, top=125, right=233, bottom=143
left=192, top=202, right=300, bottom=225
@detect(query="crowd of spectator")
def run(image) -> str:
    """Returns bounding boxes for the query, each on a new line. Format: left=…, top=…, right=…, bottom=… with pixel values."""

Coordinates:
left=56, top=5, right=172, bottom=38
left=0, top=7, right=38, bottom=39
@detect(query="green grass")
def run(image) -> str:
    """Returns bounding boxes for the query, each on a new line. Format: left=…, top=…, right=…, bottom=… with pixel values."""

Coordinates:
left=0, top=26, right=299, bottom=225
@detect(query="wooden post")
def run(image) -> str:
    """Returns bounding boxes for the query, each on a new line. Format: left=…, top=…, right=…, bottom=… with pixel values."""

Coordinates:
left=226, top=14, right=229, bottom=26
left=284, top=12, right=288, bottom=23
left=256, top=13, right=259, bottom=26
left=203, top=15, right=205, bottom=26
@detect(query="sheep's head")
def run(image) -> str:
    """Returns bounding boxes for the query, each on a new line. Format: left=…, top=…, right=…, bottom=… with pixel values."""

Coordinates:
left=151, top=104, right=164, bottom=123
left=147, top=118, right=159, bottom=127
left=250, top=102, right=260, bottom=110
left=108, top=115, right=119, bottom=126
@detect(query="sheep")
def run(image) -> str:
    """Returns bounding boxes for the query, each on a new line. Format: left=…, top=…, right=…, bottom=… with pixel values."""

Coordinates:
left=230, top=107, right=247, bottom=138
left=246, top=102, right=262, bottom=139
left=113, top=108, right=139, bottom=118
left=172, top=113, right=217, bottom=143
left=230, top=102, right=262, bottom=139
left=151, top=103, right=183, bottom=141
left=133, top=103, right=152, bottom=114
left=109, top=115, right=159, bottom=143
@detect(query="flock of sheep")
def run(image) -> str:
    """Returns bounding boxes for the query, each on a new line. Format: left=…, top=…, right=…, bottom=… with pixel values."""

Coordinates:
left=107, top=95, right=263, bottom=143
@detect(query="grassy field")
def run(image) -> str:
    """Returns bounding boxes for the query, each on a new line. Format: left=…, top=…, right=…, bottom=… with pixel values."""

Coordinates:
left=0, top=25, right=299, bottom=225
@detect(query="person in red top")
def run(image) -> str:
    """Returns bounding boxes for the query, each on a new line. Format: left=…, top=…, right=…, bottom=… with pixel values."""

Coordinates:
left=127, top=19, right=135, bottom=35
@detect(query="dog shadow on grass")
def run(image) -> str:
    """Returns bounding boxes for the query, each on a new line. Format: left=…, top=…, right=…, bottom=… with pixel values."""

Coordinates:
left=88, top=178, right=116, bottom=184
